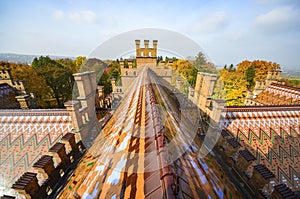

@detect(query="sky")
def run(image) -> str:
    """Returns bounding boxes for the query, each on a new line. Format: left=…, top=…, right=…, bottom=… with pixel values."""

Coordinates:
left=0, top=0, right=300, bottom=70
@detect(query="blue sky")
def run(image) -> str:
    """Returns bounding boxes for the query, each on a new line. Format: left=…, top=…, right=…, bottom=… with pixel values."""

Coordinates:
left=0, top=0, right=300, bottom=69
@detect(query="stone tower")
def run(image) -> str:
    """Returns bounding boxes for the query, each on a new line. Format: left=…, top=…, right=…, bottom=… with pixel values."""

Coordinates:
left=135, top=40, right=157, bottom=66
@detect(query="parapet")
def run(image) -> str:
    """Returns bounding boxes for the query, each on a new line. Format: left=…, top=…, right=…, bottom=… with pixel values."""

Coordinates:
left=10, top=132, right=84, bottom=199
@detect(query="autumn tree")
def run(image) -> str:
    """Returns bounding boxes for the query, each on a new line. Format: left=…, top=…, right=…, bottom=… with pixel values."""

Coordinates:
left=219, top=69, right=248, bottom=106
left=172, top=59, right=197, bottom=87
left=1, top=61, right=50, bottom=107
left=220, top=60, right=280, bottom=105
left=237, top=60, right=280, bottom=81
left=74, top=56, right=87, bottom=71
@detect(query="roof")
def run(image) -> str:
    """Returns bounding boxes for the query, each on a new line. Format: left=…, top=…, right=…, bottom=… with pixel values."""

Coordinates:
left=221, top=105, right=300, bottom=191
left=0, top=83, right=19, bottom=109
left=58, top=68, right=241, bottom=198
left=254, top=83, right=300, bottom=105
left=0, top=109, right=72, bottom=196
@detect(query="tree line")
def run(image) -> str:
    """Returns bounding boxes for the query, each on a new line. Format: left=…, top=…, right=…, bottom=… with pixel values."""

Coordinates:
left=0, top=56, right=120, bottom=108
left=218, top=60, right=280, bottom=106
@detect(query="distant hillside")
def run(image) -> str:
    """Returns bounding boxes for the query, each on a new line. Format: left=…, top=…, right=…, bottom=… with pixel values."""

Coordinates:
left=0, top=53, right=75, bottom=64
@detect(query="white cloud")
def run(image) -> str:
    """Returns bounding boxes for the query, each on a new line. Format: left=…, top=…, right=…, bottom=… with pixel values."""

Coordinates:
left=68, top=11, right=96, bottom=23
left=254, top=6, right=300, bottom=33
left=194, top=12, right=230, bottom=34
left=53, top=10, right=96, bottom=23
left=53, top=10, right=64, bottom=19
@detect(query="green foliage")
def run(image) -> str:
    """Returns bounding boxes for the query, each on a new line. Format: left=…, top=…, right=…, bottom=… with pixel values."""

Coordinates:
left=193, top=52, right=217, bottom=73
left=228, top=64, right=235, bottom=72
left=31, top=56, right=76, bottom=108
left=97, top=60, right=121, bottom=96
left=281, top=78, right=300, bottom=88
left=213, top=77, right=226, bottom=100
left=165, top=56, right=178, bottom=63
left=157, top=56, right=163, bottom=64
left=245, top=65, right=256, bottom=90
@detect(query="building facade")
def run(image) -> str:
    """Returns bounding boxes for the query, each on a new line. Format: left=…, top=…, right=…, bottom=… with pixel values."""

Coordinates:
left=111, top=40, right=172, bottom=108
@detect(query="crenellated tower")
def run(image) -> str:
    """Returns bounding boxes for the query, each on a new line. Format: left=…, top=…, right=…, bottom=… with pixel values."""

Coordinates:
left=135, top=39, right=157, bottom=66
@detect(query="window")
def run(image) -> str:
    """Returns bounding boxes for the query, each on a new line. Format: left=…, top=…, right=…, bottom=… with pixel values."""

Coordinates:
left=141, top=52, right=144, bottom=57
left=125, top=71, right=128, bottom=76
left=133, top=71, right=136, bottom=76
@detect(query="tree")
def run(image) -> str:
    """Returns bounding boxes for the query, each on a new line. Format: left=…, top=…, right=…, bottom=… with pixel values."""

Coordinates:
left=236, top=60, right=280, bottom=81
left=194, top=52, right=207, bottom=70
left=245, top=65, right=255, bottom=90
left=31, top=56, right=74, bottom=108
left=193, top=52, right=217, bottom=73
left=228, top=64, right=235, bottom=72
left=99, top=71, right=112, bottom=95
left=1, top=61, right=50, bottom=108
left=74, top=56, right=87, bottom=71
left=172, top=59, right=197, bottom=87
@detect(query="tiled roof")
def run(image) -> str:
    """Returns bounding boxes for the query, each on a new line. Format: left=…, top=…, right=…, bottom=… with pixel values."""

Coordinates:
left=0, top=109, right=72, bottom=196
left=254, top=83, right=300, bottom=105
left=58, top=68, right=241, bottom=198
left=221, top=105, right=300, bottom=192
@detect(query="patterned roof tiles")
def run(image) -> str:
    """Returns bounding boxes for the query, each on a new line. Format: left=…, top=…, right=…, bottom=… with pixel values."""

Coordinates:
left=222, top=105, right=300, bottom=192
left=0, top=109, right=73, bottom=196
left=254, top=83, right=300, bottom=105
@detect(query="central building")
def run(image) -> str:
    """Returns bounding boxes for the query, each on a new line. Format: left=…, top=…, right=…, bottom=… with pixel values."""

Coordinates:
left=111, top=40, right=172, bottom=107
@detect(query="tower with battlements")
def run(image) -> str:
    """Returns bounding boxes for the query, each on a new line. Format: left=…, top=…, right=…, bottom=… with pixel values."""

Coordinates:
left=135, top=39, right=157, bottom=66
left=111, top=39, right=172, bottom=108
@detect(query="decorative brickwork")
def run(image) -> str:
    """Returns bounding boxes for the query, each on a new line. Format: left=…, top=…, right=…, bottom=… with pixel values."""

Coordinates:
left=220, top=105, right=300, bottom=193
